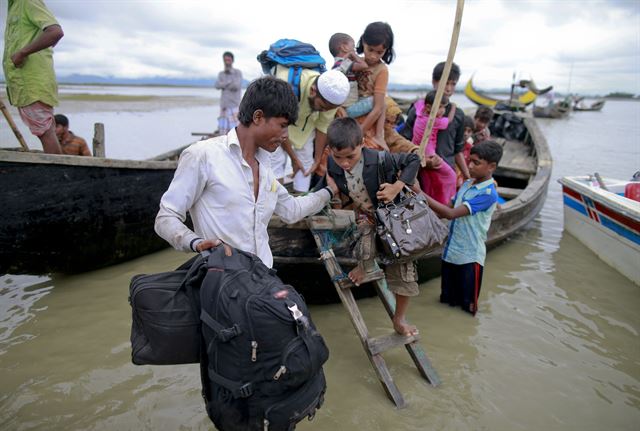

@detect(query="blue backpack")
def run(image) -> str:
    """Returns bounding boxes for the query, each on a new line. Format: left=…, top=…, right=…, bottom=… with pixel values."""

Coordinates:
left=257, top=39, right=327, bottom=100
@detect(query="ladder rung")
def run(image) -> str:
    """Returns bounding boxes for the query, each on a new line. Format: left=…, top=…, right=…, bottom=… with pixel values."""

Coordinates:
left=367, top=332, right=421, bottom=356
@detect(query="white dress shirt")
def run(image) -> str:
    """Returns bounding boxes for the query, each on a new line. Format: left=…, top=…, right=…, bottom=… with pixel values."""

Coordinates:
left=154, top=129, right=331, bottom=267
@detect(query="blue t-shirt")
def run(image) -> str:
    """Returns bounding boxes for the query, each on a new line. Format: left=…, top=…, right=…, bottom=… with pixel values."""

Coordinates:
left=443, top=178, right=498, bottom=266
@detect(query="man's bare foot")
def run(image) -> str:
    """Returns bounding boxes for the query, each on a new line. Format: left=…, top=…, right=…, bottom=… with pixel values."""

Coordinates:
left=392, top=317, right=419, bottom=337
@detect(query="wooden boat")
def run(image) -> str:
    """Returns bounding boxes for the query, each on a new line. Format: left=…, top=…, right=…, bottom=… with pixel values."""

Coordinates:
left=532, top=99, right=571, bottom=119
left=269, top=112, right=553, bottom=281
left=0, top=146, right=186, bottom=274
left=573, top=99, right=605, bottom=112
left=558, top=175, right=640, bottom=285
left=464, top=76, right=553, bottom=110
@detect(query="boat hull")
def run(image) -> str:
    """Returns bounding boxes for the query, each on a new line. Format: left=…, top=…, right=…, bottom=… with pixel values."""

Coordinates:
left=560, top=177, right=640, bottom=285
left=0, top=151, right=177, bottom=274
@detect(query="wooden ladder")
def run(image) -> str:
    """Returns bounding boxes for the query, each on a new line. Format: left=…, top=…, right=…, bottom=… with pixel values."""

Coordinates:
left=307, top=213, right=441, bottom=409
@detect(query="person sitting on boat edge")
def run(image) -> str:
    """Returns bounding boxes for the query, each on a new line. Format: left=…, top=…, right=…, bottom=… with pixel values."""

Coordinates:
left=54, top=114, right=91, bottom=156
left=320, top=117, right=421, bottom=337
left=154, top=75, right=339, bottom=268
left=424, top=140, right=503, bottom=316
left=399, top=61, right=470, bottom=182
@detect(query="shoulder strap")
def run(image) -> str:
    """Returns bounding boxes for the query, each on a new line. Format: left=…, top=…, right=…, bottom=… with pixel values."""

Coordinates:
left=377, top=151, right=386, bottom=187
left=288, top=66, right=303, bottom=101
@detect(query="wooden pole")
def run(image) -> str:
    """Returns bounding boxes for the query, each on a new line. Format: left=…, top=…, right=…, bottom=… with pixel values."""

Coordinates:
left=93, top=123, right=105, bottom=157
left=0, top=95, right=29, bottom=151
left=418, top=0, right=465, bottom=166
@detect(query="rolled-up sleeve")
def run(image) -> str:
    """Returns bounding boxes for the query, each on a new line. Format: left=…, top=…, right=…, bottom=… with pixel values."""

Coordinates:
left=274, top=184, right=331, bottom=224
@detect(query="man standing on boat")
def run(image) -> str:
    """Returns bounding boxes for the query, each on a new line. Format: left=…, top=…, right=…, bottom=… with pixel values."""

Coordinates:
left=3, top=0, right=64, bottom=154
left=155, top=76, right=338, bottom=267
left=214, top=51, right=243, bottom=135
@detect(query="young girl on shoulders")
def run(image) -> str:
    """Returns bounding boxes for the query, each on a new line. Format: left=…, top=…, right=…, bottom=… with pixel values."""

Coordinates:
left=412, top=91, right=458, bottom=205
left=353, top=21, right=395, bottom=151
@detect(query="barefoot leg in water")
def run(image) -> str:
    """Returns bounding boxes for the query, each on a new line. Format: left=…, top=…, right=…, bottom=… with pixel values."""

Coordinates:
left=392, top=294, right=418, bottom=336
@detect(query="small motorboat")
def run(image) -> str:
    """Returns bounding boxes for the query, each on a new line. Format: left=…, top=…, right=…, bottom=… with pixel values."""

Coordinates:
left=559, top=174, right=640, bottom=285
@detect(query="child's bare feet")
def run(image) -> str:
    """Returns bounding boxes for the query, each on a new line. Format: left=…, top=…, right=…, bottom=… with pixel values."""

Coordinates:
left=348, top=266, right=366, bottom=286
left=348, top=266, right=384, bottom=286
left=392, top=317, right=419, bottom=337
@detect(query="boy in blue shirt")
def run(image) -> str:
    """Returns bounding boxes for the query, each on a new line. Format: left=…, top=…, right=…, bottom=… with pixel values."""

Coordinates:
left=425, top=140, right=503, bottom=315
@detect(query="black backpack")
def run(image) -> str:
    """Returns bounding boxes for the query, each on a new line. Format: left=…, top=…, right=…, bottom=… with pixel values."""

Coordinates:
left=195, top=246, right=329, bottom=431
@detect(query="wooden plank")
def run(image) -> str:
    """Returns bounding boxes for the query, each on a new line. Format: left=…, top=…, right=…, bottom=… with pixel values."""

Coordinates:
left=372, top=277, right=441, bottom=387
left=367, top=332, right=421, bottom=356
left=497, top=186, right=523, bottom=199
left=498, top=139, right=536, bottom=174
left=307, top=223, right=407, bottom=408
left=92, top=123, right=105, bottom=158
left=371, top=354, right=406, bottom=408
left=270, top=209, right=355, bottom=230
left=307, top=218, right=441, bottom=403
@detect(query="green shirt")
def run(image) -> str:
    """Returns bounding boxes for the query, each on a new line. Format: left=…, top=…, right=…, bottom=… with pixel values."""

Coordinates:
left=3, top=0, right=59, bottom=107
left=275, top=65, right=337, bottom=150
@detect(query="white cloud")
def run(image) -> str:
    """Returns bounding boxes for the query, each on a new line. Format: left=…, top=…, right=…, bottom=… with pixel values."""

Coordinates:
left=1, top=0, right=638, bottom=94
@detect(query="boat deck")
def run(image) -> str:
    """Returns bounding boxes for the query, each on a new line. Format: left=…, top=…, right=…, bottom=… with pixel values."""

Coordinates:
left=495, top=137, right=536, bottom=175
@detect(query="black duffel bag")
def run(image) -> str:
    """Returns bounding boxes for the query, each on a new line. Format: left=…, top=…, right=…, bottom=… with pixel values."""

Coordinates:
left=128, top=254, right=207, bottom=365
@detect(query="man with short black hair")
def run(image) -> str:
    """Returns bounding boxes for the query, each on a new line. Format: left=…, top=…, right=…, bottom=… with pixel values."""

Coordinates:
left=54, top=114, right=91, bottom=156
left=155, top=76, right=338, bottom=267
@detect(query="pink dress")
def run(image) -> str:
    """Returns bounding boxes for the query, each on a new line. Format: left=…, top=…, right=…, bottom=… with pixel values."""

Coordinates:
left=412, top=99, right=458, bottom=205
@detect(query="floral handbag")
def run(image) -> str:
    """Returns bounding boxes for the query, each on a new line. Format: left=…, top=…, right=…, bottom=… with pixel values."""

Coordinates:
left=375, top=152, right=449, bottom=263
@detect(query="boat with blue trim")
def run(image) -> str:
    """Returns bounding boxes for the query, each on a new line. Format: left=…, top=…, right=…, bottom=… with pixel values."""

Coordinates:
left=559, top=175, right=640, bottom=285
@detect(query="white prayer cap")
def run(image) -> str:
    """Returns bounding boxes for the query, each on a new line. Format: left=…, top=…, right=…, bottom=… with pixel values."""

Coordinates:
left=316, top=70, right=350, bottom=106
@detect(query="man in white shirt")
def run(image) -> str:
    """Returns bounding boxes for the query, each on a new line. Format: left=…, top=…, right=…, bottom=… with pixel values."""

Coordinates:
left=155, top=76, right=338, bottom=266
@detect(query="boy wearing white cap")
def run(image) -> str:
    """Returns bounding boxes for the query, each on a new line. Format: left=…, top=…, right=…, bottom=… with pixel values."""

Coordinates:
left=272, top=67, right=349, bottom=192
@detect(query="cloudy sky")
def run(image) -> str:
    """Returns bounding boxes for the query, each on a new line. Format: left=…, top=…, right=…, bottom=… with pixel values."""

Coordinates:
left=1, top=0, right=639, bottom=95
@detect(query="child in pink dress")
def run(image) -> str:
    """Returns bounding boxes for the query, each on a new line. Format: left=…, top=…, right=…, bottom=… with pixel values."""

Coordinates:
left=412, top=91, right=458, bottom=205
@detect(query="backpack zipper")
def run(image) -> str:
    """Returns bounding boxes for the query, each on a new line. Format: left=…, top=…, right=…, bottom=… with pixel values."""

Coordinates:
left=273, top=336, right=304, bottom=380
left=244, top=280, right=291, bottom=363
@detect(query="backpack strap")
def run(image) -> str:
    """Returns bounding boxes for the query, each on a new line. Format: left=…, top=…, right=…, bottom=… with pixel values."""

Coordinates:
left=200, top=309, right=242, bottom=342
left=288, top=66, right=303, bottom=101
left=207, top=365, right=255, bottom=398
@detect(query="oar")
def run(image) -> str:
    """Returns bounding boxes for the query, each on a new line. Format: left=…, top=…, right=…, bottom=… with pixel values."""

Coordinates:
left=418, top=0, right=465, bottom=166
left=0, top=95, right=29, bottom=151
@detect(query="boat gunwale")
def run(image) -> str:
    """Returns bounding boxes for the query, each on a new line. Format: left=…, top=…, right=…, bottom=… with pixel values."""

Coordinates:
left=559, top=176, right=640, bottom=221
left=0, top=148, right=179, bottom=170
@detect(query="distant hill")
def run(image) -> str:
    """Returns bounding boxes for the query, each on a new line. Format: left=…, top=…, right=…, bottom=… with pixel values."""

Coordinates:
left=56, top=74, right=431, bottom=91
left=56, top=74, right=247, bottom=88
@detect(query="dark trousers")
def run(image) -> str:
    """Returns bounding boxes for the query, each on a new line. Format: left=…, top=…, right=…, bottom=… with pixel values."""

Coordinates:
left=440, top=260, right=484, bottom=316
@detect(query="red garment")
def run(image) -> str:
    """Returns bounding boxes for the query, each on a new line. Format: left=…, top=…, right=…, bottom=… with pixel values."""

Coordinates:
left=412, top=99, right=457, bottom=204
left=418, top=165, right=457, bottom=205
left=456, top=138, right=474, bottom=188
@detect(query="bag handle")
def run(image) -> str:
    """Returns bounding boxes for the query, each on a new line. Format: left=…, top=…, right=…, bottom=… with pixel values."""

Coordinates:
left=376, top=151, right=409, bottom=209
